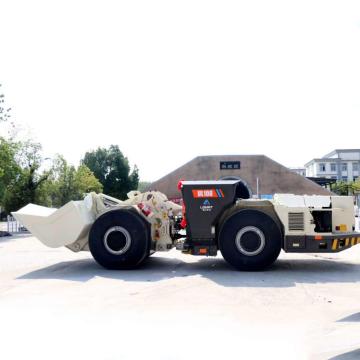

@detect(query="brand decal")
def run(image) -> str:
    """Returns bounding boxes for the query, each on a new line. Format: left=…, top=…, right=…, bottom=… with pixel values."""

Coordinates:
left=200, top=199, right=214, bottom=212
left=192, top=189, right=224, bottom=198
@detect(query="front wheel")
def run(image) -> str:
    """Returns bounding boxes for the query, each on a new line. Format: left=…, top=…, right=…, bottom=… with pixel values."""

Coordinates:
left=89, top=208, right=150, bottom=269
left=218, top=209, right=282, bottom=271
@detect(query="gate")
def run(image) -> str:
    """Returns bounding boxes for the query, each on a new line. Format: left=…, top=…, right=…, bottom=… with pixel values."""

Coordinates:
left=7, top=215, right=28, bottom=233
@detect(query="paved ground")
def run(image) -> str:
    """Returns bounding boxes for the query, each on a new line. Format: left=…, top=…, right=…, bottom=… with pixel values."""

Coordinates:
left=0, top=236, right=360, bottom=359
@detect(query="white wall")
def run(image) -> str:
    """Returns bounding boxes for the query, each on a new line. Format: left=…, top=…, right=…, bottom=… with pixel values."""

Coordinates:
left=338, top=152, right=360, bottom=161
left=305, top=151, right=360, bottom=181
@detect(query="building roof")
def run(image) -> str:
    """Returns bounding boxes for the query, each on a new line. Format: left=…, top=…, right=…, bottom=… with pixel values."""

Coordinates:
left=149, top=155, right=330, bottom=199
left=305, top=149, right=360, bottom=167
left=307, top=177, right=337, bottom=187
left=323, top=149, right=360, bottom=158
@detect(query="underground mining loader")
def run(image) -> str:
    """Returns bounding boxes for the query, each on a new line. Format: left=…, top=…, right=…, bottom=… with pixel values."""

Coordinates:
left=12, top=180, right=360, bottom=271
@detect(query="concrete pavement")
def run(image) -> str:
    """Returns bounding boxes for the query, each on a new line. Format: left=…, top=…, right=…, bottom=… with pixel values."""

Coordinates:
left=1, top=234, right=360, bottom=359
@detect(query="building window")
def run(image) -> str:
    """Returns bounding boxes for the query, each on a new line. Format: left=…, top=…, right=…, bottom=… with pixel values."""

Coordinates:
left=342, top=163, right=347, bottom=172
left=342, top=176, right=348, bottom=181
left=353, top=163, right=359, bottom=172
left=319, top=163, right=326, bottom=172
left=354, top=176, right=358, bottom=181
left=330, top=163, right=336, bottom=172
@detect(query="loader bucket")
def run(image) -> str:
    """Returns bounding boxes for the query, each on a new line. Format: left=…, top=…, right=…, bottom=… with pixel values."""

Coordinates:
left=12, top=200, right=95, bottom=248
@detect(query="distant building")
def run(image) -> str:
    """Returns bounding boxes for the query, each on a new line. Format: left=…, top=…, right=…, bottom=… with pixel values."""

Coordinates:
left=305, top=149, right=360, bottom=182
left=148, top=155, right=330, bottom=203
left=290, top=168, right=306, bottom=177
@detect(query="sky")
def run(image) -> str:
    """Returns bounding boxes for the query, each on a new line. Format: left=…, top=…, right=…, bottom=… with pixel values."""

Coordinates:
left=1, top=0, right=360, bottom=181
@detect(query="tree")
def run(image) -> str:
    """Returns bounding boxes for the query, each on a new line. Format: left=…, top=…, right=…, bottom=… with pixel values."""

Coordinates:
left=42, top=155, right=76, bottom=207
left=82, top=145, right=139, bottom=199
left=0, top=137, right=19, bottom=202
left=2, top=140, right=49, bottom=212
left=40, top=155, right=103, bottom=208
left=331, top=180, right=360, bottom=196
left=352, top=179, right=360, bottom=195
left=0, top=85, right=103, bottom=212
left=75, top=164, right=103, bottom=195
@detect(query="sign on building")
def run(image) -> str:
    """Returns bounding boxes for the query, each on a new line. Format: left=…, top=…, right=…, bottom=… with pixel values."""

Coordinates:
left=220, top=161, right=241, bottom=170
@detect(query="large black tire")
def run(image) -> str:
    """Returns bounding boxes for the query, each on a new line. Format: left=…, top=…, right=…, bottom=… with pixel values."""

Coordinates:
left=89, top=208, right=150, bottom=270
left=218, top=209, right=282, bottom=271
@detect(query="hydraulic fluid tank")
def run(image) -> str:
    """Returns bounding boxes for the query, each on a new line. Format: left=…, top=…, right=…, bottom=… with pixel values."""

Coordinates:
left=181, top=180, right=239, bottom=240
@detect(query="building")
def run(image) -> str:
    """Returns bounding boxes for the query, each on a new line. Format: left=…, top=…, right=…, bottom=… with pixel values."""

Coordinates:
left=305, top=149, right=360, bottom=182
left=290, top=168, right=306, bottom=177
left=149, top=155, right=330, bottom=202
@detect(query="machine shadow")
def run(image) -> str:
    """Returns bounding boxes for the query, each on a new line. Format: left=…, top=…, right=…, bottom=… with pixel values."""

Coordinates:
left=329, top=348, right=360, bottom=359
left=17, top=254, right=360, bottom=288
left=337, top=312, right=360, bottom=322
left=0, top=233, right=31, bottom=242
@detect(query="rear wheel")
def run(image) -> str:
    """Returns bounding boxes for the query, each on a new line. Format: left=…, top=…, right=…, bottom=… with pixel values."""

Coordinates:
left=89, top=208, right=150, bottom=269
left=218, top=209, right=282, bottom=270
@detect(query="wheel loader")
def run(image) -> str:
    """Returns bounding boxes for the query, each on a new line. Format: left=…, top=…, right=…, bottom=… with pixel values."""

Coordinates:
left=12, top=180, right=360, bottom=270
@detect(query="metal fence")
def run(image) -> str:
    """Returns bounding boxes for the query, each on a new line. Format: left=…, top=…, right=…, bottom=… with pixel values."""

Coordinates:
left=7, top=215, right=28, bottom=233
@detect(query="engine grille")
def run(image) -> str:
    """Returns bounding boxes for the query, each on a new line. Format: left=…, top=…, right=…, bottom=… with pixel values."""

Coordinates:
left=288, top=212, right=305, bottom=231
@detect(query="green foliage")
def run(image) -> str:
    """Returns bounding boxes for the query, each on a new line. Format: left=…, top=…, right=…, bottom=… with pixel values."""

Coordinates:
left=82, top=145, right=139, bottom=199
left=41, top=155, right=103, bottom=208
left=2, top=144, right=104, bottom=212
left=46, top=155, right=77, bottom=207
left=0, top=87, right=48, bottom=212
left=2, top=172, right=41, bottom=213
left=353, top=179, right=360, bottom=194
left=2, top=140, right=49, bottom=212
left=15, top=139, right=42, bottom=169
left=0, top=137, right=19, bottom=201
left=0, top=86, right=137, bottom=211
left=75, top=164, right=103, bottom=195
left=331, top=180, right=360, bottom=196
